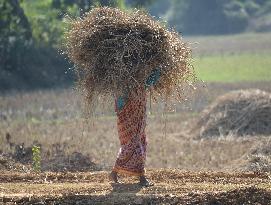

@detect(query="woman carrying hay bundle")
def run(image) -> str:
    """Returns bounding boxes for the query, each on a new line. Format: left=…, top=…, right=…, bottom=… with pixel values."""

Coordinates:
left=110, top=69, right=160, bottom=186
left=65, top=7, right=194, bottom=187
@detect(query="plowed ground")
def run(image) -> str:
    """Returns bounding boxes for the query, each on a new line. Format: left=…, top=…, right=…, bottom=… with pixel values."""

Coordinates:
left=0, top=169, right=270, bottom=205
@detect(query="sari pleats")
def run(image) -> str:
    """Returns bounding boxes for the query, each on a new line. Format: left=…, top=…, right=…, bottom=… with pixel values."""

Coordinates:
left=113, top=87, right=147, bottom=176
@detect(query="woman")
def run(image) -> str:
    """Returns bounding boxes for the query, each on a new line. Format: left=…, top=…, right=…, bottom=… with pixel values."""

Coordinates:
left=109, top=68, right=161, bottom=187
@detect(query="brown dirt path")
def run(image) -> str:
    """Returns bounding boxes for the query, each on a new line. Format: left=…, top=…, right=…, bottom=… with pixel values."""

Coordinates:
left=0, top=169, right=270, bottom=205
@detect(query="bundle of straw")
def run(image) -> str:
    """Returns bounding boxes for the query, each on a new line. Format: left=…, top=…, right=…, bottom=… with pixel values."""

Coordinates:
left=194, top=89, right=271, bottom=138
left=64, top=7, right=195, bottom=107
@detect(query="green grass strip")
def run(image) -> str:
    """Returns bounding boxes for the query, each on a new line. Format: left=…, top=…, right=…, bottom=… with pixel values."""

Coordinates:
left=194, top=53, right=271, bottom=82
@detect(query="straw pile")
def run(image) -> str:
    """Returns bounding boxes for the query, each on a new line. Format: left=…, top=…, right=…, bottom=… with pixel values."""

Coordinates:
left=194, top=89, right=271, bottom=138
left=246, top=141, right=271, bottom=172
left=64, top=7, right=195, bottom=108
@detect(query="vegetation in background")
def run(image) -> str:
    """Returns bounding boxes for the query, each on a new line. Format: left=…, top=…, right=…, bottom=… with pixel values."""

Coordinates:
left=168, top=0, right=271, bottom=35
left=32, top=145, right=41, bottom=172
left=195, top=53, right=271, bottom=82
left=0, top=0, right=73, bottom=90
left=0, top=0, right=271, bottom=91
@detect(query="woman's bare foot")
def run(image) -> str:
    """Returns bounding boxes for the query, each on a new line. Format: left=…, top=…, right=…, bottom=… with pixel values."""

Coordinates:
left=109, top=171, right=119, bottom=183
left=139, top=175, right=154, bottom=187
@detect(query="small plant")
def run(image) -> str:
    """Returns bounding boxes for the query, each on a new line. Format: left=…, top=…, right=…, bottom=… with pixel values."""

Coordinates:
left=32, top=145, right=41, bottom=172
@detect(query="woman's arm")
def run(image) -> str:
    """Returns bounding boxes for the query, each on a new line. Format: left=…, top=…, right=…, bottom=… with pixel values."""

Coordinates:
left=145, top=68, right=161, bottom=89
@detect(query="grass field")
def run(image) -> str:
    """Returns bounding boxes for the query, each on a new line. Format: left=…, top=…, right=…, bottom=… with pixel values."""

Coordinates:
left=188, top=32, right=271, bottom=82
left=194, top=52, right=271, bottom=82
left=187, top=32, right=271, bottom=56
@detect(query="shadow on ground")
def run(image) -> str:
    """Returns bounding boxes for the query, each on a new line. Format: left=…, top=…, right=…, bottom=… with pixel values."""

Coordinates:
left=4, top=186, right=270, bottom=205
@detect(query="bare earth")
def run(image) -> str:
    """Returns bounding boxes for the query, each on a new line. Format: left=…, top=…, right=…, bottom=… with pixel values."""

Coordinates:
left=0, top=169, right=270, bottom=205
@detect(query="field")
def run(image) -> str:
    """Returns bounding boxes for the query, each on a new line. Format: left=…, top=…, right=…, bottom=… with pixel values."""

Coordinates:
left=1, top=170, right=270, bottom=204
left=1, top=32, right=271, bottom=204
left=195, top=53, right=271, bottom=82
left=190, top=32, right=271, bottom=82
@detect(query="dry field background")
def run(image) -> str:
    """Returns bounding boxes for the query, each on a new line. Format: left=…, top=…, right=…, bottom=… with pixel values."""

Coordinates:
left=0, top=81, right=271, bottom=172
left=1, top=32, right=271, bottom=204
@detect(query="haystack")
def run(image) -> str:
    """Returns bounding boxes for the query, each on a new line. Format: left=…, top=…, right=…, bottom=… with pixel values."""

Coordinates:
left=193, top=89, right=271, bottom=138
left=246, top=141, right=271, bottom=172
left=64, top=7, right=195, bottom=108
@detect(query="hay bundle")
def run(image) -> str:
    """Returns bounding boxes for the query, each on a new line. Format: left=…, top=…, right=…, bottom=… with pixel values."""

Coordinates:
left=64, top=7, right=194, bottom=108
left=193, top=89, right=271, bottom=138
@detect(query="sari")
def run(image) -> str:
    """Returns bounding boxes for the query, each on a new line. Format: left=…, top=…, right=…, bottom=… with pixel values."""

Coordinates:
left=113, top=68, right=160, bottom=176
left=113, top=86, right=147, bottom=176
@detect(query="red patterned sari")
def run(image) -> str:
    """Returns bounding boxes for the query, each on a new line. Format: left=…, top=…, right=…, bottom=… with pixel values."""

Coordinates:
left=113, top=86, right=147, bottom=176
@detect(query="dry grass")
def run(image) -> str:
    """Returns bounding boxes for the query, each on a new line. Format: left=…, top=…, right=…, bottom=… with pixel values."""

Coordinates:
left=245, top=140, right=271, bottom=172
left=1, top=83, right=271, bottom=204
left=1, top=112, right=269, bottom=171
left=193, top=89, right=271, bottom=138
left=1, top=82, right=271, bottom=172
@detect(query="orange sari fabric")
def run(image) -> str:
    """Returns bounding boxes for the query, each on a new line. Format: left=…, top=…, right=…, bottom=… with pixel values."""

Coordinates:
left=113, top=87, right=147, bottom=176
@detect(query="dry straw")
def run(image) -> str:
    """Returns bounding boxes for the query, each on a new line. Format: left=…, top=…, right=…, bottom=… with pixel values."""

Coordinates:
left=64, top=7, right=195, bottom=111
left=193, top=89, right=271, bottom=138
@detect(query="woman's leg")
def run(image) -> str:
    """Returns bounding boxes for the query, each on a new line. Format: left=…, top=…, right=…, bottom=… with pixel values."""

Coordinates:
left=109, top=170, right=118, bottom=183
left=137, top=134, right=153, bottom=187
left=139, top=175, right=153, bottom=187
